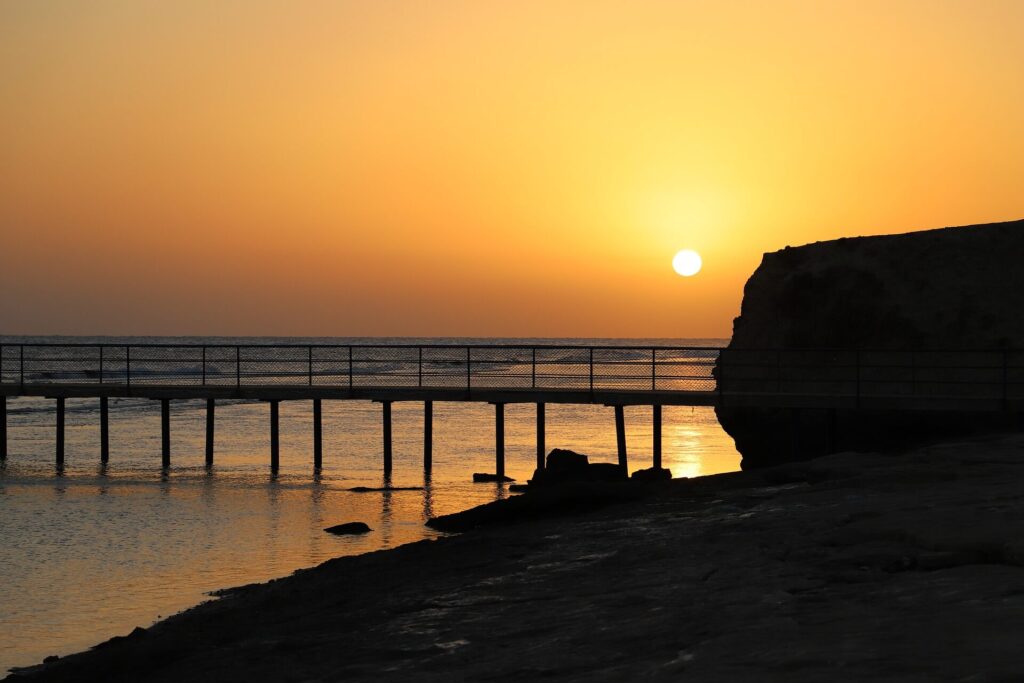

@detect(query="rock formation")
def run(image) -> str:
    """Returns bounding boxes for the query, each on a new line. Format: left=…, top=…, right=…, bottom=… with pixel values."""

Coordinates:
left=717, top=219, right=1024, bottom=468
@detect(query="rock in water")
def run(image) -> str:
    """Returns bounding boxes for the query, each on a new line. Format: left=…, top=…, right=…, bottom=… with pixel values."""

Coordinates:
left=324, top=522, right=372, bottom=535
left=530, top=449, right=628, bottom=486
left=472, top=473, right=515, bottom=483
left=716, top=219, right=1024, bottom=469
left=546, top=448, right=590, bottom=471
left=631, top=467, right=672, bottom=481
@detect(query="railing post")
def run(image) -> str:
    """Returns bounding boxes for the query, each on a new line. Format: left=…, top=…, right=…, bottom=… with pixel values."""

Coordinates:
left=236, top=347, right=241, bottom=388
left=99, top=345, right=104, bottom=385
left=589, top=348, right=594, bottom=394
left=418, top=347, right=423, bottom=388
left=20, top=345, right=24, bottom=390
left=308, top=346, right=313, bottom=386
left=202, top=346, right=207, bottom=386
left=348, top=346, right=353, bottom=390
left=651, top=348, right=656, bottom=391
left=466, top=347, right=471, bottom=391
left=531, top=347, right=536, bottom=389
left=126, top=345, right=131, bottom=390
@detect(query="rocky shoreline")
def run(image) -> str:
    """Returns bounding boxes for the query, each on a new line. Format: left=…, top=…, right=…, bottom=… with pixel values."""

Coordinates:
left=10, top=433, right=1024, bottom=681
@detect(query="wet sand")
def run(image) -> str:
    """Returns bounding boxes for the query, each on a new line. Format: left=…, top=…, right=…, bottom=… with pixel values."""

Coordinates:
left=10, top=433, right=1024, bottom=681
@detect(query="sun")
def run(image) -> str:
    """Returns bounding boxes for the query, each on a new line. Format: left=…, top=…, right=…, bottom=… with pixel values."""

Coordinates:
left=672, top=249, right=702, bottom=277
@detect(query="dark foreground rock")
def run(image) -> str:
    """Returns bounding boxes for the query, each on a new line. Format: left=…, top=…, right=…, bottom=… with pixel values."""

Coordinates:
left=471, top=473, right=514, bottom=483
left=528, top=448, right=628, bottom=486
left=347, top=486, right=423, bottom=493
left=717, top=219, right=1024, bottom=469
left=630, top=466, right=673, bottom=481
left=324, top=522, right=372, bottom=535
left=12, top=434, right=1024, bottom=682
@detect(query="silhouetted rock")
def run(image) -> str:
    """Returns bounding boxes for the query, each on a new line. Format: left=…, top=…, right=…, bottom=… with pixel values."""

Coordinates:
left=324, top=522, right=371, bottom=535
left=347, top=486, right=422, bottom=492
left=546, top=448, right=589, bottom=471
left=528, top=449, right=628, bottom=486
left=472, top=473, right=514, bottom=483
left=631, top=466, right=672, bottom=481
left=426, top=482, right=649, bottom=532
left=508, top=484, right=530, bottom=493
left=716, top=219, right=1024, bottom=469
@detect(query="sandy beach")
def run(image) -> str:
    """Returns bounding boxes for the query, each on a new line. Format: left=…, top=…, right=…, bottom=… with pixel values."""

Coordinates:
left=9, top=432, right=1024, bottom=681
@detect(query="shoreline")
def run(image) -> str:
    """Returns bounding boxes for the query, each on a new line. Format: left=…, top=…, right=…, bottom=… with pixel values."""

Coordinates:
left=10, top=433, right=1024, bottom=681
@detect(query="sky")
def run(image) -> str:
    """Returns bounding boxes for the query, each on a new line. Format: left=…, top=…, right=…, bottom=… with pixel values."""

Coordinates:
left=1, top=0, right=1022, bottom=338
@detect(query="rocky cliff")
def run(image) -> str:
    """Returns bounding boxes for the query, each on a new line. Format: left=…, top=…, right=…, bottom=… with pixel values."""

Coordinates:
left=717, top=219, right=1024, bottom=469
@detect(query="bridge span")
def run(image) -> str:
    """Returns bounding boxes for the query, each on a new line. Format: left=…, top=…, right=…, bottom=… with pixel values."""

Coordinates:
left=2, top=342, right=1021, bottom=475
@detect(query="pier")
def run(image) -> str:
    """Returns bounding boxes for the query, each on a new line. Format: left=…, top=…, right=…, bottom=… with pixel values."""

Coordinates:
left=1, top=343, right=1021, bottom=472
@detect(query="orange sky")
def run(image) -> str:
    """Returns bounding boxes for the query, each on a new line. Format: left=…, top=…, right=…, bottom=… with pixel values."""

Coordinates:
left=2, top=1, right=1022, bottom=338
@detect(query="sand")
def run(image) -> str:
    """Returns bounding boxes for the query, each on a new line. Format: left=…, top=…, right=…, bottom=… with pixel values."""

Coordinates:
left=9, top=433, right=1024, bottom=682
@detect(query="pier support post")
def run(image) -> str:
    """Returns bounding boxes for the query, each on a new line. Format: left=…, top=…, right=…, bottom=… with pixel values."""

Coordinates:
left=423, top=400, right=433, bottom=473
left=100, top=397, right=109, bottom=464
left=536, top=402, right=546, bottom=471
left=495, top=402, right=505, bottom=479
left=56, top=397, right=65, bottom=467
left=313, top=399, right=322, bottom=470
left=161, top=399, right=170, bottom=468
left=205, top=399, right=215, bottom=467
left=1, top=396, right=6, bottom=461
left=270, top=400, right=280, bottom=472
left=382, top=401, right=393, bottom=475
left=614, top=404, right=628, bottom=473
left=652, top=404, right=662, bottom=470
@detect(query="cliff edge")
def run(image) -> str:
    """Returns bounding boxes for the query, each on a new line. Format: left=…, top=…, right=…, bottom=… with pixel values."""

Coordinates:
left=717, top=219, right=1024, bottom=469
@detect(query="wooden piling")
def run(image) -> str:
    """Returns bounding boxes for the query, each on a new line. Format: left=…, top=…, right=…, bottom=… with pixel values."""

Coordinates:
left=205, top=399, right=215, bottom=467
left=382, top=401, right=393, bottom=475
left=495, top=402, right=505, bottom=479
left=161, top=399, right=170, bottom=468
left=423, top=400, right=433, bottom=473
left=614, top=404, right=628, bottom=473
left=652, top=404, right=662, bottom=470
left=313, top=399, right=322, bottom=469
left=100, top=397, right=109, bottom=464
left=536, top=402, right=546, bottom=471
left=270, top=400, right=280, bottom=471
left=56, top=397, right=65, bottom=467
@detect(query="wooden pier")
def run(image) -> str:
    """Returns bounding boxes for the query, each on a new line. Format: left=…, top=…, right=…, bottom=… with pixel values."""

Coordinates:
left=1, top=342, right=1021, bottom=473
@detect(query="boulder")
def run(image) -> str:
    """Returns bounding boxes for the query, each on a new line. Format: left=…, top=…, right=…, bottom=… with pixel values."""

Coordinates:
left=472, top=473, right=515, bottom=483
left=631, top=467, right=673, bottom=481
left=324, top=522, right=372, bottom=535
left=716, top=219, right=1024, bottom=469
left=546, top=448, right=590, bottom=471
left=529, top=449, right=628, bottom=486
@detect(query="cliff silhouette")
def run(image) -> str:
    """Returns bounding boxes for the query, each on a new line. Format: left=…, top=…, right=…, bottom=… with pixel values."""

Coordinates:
left=717, top=219, right=1024, bottom=468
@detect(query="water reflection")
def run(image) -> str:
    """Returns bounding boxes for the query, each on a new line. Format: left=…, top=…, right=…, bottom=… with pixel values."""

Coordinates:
left=422, top=473, right=435, bottom=520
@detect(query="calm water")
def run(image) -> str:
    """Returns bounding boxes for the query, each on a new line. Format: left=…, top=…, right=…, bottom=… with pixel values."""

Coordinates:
left=0, top=336, right=739, bottom=673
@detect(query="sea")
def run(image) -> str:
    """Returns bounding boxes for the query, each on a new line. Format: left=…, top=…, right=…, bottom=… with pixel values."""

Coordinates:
left=0, top=336, right=739, bottom=673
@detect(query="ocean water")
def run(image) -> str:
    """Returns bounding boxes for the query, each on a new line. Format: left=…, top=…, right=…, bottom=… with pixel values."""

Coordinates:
left=0, top=336, right=739, bottom=673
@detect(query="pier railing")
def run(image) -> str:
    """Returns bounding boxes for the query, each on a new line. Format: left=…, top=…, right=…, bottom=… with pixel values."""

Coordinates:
left=0, top=343, right=722, bottom=392
left=1, top=343, right=1023, bottom=404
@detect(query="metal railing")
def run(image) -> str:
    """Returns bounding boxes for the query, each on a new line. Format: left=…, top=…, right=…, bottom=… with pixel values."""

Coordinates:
left=0, top=343, right=720, bottom=392
left=0, top=343, right=1022, bottom=402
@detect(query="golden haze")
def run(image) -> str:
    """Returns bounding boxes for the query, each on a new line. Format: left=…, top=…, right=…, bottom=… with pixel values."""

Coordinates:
left=1, top=1, right=1022, bottom=337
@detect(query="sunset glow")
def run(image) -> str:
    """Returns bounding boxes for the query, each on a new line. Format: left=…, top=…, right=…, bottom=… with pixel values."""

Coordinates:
left=1, top=1, right=1022, bottom=336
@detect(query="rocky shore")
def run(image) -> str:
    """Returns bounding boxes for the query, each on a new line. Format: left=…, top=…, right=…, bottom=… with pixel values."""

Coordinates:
left=11, top=433, right=1024, bottom=682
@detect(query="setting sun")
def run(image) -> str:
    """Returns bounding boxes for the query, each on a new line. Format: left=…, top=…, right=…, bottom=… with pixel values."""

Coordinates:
left=672, top=249, right=703, bottom=277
